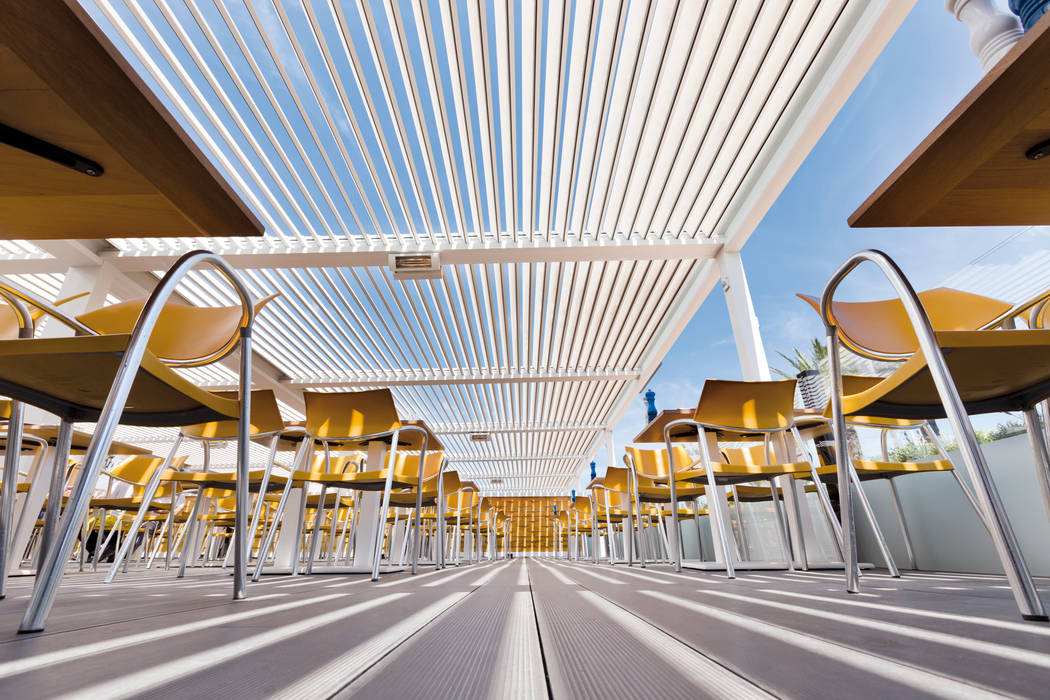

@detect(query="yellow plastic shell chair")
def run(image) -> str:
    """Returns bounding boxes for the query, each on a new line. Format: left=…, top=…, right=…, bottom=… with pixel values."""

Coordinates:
left=660, top=379, right=824, bottom=577
left=253, top=388, right=433, bottom=581
left=0, top=251, right=262, bottom=632
left=816, top=249, right=1050, bottom=621
left=106, top=389, right=287, bottom=583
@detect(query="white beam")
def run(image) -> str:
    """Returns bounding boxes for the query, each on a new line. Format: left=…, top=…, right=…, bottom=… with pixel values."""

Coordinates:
left=718, top=0, right=917, bottom=252
left=96, top=237, right=722, bottom=273
left=447, top=455, right=586, bottom=463
left=282, top=368, right=638, bottom=388
left=432, top=423, right=605, bottom=435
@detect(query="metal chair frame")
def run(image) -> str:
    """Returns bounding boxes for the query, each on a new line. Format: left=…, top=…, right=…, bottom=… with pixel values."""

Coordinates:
left=821, top=249, right=1046, bottom=621
left=13, top=250, right=256, bottom=631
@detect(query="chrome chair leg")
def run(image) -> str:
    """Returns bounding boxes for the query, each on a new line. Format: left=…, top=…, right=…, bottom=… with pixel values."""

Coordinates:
left=662, top=433, right=682, bottom=572
left=887, top=478, right=917, bottom=570
left=696, top=429, right=736, bottom=578
left=305, top=485, right=328, bottom=574
left=178, top=492, right=206, bottom=578
left=691, top=499, right=704, bottom=561
left=768, top=479, right=793, bottom=569
left=371, top=431, right=399, bottom=581
left=106, top=437, right=183, bottom=583
left=289, top=487, right=309, bottom=576
left=0, top=399, right=24, bottom=599
left=92, top=508, right=108, bottom=573
left=36, top=420, right=74, bottom=572
left=849, top=465, right=900, bottom=577
left=1024, top=408, right=1050, bottom=526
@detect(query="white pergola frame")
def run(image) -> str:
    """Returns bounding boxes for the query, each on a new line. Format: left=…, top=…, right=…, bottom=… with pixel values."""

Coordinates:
left=1, top=0, right=915, bottom=496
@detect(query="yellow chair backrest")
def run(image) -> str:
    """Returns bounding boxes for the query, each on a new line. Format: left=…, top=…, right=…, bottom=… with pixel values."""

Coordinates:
left=720, top=444, right=769, bottom=465
left=694, top=379, right=796, bottom=431
left=0, top=291, right=89, bottom=340
left=303, top=389, right=401, bottom=440
left=76, top=294, right=278, bottom=366
left=625, top=445, right=694, bottom=480
left=797, top=287, right=1011, bottom=359
left=599, top=466, right=632, bottom=493
left=302, top=452, right=357, bottom=475
left=390, top=450, right=443, bottom=481
left=181, top=389, right=285, bottom=439
left=107, top=454, right=187, bottom=486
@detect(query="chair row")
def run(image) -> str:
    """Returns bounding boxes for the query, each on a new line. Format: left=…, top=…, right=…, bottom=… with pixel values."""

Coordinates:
left=0, top=251, right=509, bottom=633
left=564, top=251, right=1050, bottom=622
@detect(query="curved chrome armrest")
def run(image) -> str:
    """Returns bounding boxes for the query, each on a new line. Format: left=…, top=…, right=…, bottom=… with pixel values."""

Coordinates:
left=0, top=285, right=38, bottom=340
left=130, top=250, right=257, bottom=369
left=819, top=249, right=938, bottom=360
left=0, top=279, right=93, bottom=337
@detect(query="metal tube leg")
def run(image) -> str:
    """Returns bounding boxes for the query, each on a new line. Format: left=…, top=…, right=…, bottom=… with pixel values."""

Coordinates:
left=0, top=399, right=24, bottom=599
left=232, top=340, right=252, bottom=600
left=730, top=487, right=750, bottom=561
left=696, top=432, right=736, bottom=579
left=92, top=509, right=107, bottom=572
left=411, top=435, right=428, bottom=575
left=887, top=478, right=917, bottom=570
left=662, top=434, right=682, bottom=573
left=768, top=480, right=793, bottom=569
left=252, top=447, right=309, bottom=581
left=306, top=486, right=328, bottom=574
left=248, top=436, right=280, bottom=560
left=178, top=493, right=206, bottom=578
left=107, top=437, right=182, bottom=583
left=849, top=466, right=900, bottom=577
left=827, top=331, right=859, bottom=593
left=37, top=420, right=74, bottom=572
left=790, top=425, right=844, bottom=560
left=289, top=487, right=309, bottom=576
left=691, top=499, right=703, bottom=561
left=1024, top=408, right=1050, bottom=526
left=371, top=431, right=399, bottom=581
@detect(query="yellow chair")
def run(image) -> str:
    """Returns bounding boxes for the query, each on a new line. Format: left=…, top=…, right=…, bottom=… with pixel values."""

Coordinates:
left=107, top=389, right=287, bottom=581
left=0, top=254, right=267, bottom=631
left=443, top=483, right=480, bottom=566
left=253, top=389, right=434, bottom=581
left=85, top=455, right=188, bottom=571
left=661, top=379, right=827, bottom=576
left=815, top=250, right=1050, bottom=620
left=587, top=466, right=641, bottom=565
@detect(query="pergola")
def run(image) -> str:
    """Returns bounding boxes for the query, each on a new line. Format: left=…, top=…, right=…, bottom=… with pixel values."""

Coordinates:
left=0, top=0, right=913, bottom=496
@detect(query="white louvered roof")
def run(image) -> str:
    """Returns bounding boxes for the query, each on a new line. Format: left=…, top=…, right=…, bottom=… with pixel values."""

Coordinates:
left=0, top=1, right=911, bottom=495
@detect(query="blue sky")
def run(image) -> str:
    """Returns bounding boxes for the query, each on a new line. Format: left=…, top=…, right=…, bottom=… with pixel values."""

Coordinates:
left=590, top=0, right=1031, bottom=482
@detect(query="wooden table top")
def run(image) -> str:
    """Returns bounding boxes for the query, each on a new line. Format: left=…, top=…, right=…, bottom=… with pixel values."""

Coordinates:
left=0, top=0, right=262, bottom=240
left=849, top=15, right=1050, bottom=228
left=632, top=408, right=827, bottom=444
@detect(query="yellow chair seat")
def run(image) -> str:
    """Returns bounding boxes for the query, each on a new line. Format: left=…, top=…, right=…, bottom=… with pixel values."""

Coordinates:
left=168, top=469, right=288, bottom=492
left=823, top=459, right=954, bottom=481
left=0, top=334, right=240, bottom=425
left=291, top=468, right=417, bottom=491
left=89, top=497, right=171, bottom=510
left=677, top=460, right=814, bottom=486
left=838, top=330, right=1050, bottom=419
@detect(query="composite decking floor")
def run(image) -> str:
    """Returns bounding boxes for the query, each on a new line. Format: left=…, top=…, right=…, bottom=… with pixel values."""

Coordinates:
left=0, top=560, right=1048, bottom=698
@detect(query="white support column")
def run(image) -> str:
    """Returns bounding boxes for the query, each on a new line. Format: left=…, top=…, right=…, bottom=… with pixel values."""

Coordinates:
left=717, top=250, right=770, bottom=382
left=717, top=250, right=813, bottom=567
